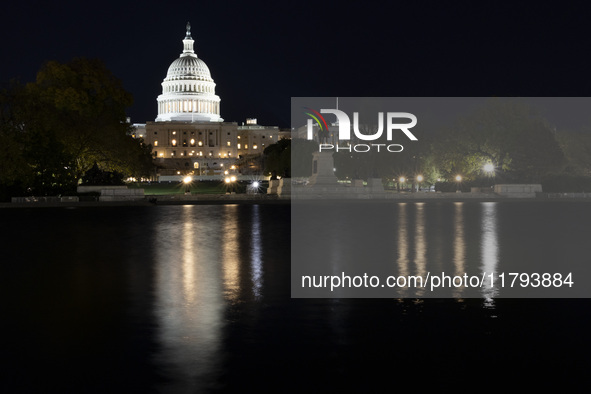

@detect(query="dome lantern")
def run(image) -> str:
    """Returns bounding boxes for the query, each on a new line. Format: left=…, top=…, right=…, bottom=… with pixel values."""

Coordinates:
left=182, top=22, right=195, bottom=56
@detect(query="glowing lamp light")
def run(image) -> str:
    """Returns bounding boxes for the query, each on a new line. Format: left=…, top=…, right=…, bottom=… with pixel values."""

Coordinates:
left=183, top=176, right=192, bottom=184
left=230, top=176, right=236, bottom=182
left=252, top=181, right=260, bottom=188
left=225, top=177, right=231, bottom=183
left=416, top=175, right=424, bottom=182
left=483, top=163, right=495, bottom=173
left=399, top=177, right=406, bottom=183
left=455, top=175, right=462, bottom=182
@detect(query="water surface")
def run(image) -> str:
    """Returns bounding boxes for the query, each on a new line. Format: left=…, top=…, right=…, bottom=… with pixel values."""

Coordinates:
left=1, top=203, right=589, bottom=392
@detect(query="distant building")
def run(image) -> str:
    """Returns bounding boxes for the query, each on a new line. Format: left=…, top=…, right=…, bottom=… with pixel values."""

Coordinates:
left=237, top=118, right=291, bottom=156
left=133, top=23, right=289, bottom=178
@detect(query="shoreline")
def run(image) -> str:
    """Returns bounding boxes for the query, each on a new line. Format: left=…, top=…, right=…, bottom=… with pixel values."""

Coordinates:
left=2, top=192, right=591, bottom=208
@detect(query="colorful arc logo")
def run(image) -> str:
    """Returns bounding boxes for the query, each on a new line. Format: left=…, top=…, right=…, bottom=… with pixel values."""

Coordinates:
left=303, top=107, right=329, bottom=131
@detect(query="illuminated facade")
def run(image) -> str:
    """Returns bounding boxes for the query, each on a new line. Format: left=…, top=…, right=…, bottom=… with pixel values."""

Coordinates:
left=146, top=121, right=238, bottom=176
left=155, top=22, right=222, bottom=122
left=139, top=23, right=290, bottom=177
left=237, top=118, right=290, bottom=156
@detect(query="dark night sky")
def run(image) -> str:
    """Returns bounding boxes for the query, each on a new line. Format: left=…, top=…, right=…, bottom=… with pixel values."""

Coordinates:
left=2, top=1, right=591, bottom=130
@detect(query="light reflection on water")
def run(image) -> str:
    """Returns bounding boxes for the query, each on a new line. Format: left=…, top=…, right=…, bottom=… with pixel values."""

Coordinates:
left=414, top=203, right=427, bottom=296
left=481, top=202, right=499, bottom=307
left=250, top=205, right=263, bottom=299
left=154, top=205, right=227, bottom=392
left=152, top=204, right=272, bottom=391
left=293, top=200, right=590, bottom=299
left=221, top=205, right=240, bottom=302
left=453, top=202, right=466, bottom=297
left=396, top=203, right=409, bottom=297
left=2, top=203, right=590, bottom=392
left=402, top=202, right=493, bottom=300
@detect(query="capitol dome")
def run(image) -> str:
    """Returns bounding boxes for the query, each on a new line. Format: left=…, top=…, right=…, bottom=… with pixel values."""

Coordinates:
left=156, top=23, right=222, bottom=122
left=166, top=56, right=212, bottom=81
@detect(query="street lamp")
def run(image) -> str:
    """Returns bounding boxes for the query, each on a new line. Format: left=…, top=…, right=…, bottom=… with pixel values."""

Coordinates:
left=398, top=176, right=405, bottom=192
left=416, top=174, right=423, bottom=191
left=483, top=163, right=495, bottom=174
left=183, top=176, right=192, bottom=195
left=225, top=175, right=237, bottom=193
left=247, top=180, right=261, bottom=194
left=455, top=174, right=462, bottom=193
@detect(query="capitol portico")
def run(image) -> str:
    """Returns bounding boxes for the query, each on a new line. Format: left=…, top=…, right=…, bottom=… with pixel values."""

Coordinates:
left=136, top=23, right=290, bottom=178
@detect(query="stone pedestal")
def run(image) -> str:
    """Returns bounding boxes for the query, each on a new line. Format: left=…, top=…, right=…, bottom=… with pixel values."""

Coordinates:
left=277, top=178, right=291, bottom=198
left=366, top=178, right=385, bottom=192
left=493, top=184, right=542, bottom=198
left=99, top=188, right=145, bottom=201
left=267, top=179, right=279, bottom=194
left=307, top=152, right=338, bottom=186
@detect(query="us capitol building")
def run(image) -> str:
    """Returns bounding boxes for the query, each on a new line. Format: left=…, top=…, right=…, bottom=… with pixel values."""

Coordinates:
left=133, top=23, right=290, bottom=178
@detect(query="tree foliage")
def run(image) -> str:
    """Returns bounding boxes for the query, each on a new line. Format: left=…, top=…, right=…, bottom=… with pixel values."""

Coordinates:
left=81, top=163, right=125, bottom=186
left=0, top=81, right=35, bottom=188
left=432, top=98, right=565, bottom=182
left=556, top=130, right=591, bottom=176
left=331, top=121, right=425, bottom=182
left=263, top=138, right=291, bottom=177
left=290, top=138, right=318, bottom=177
left=0, top=58, right=153, bottom=199
left=262, top=138, right=319, bottom=178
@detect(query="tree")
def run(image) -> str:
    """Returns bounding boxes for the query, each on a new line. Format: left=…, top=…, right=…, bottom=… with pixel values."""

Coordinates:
left=0, top=58, right=154, bottom=199
left=432, top=98, right=565, bottom=183
left=81, top=163, right=124, bottom=186
left=331, top=120, right=424, bottom=182
left=556, top=130, right=591, bottom=176
left=0, top=81, right=35, bottom=190
left=29, top=58, right=137, bottom=183
left=290, top=138, right=318, bottom=177
left=263, top=138, right=291, bottom=177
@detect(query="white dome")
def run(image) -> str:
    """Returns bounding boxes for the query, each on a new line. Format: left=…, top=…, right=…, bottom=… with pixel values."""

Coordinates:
left=165, top=56, right=213, bottom=82
left=156, top=23, right=222, bottom=122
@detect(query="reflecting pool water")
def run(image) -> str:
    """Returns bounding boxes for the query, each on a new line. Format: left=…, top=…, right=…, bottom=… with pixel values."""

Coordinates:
left=292, top=201, right=590, bottom=298
left=1, top=203, right=590, bottom=392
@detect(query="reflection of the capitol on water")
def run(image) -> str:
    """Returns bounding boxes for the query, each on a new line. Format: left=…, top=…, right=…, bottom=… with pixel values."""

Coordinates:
left=153, top=205, right=263, bottom=392
left=150, top=202, right=502, bottom=390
